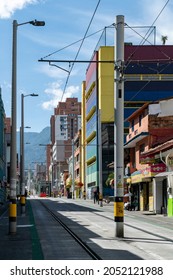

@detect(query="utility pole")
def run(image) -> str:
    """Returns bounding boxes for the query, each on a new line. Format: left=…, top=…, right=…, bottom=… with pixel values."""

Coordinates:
left=9, top=20, right=17, bottom=234
left=114, top=15, right=125, bottom=237
left=20, top=93, right=25, bottom=214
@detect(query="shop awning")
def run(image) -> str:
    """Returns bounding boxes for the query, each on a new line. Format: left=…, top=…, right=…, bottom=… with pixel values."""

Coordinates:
left=154, top=171, right=173, bottom=178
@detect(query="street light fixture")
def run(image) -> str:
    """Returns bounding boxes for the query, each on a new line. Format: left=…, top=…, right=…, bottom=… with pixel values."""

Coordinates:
left=29, top=20, right=45, bottom=26
left=9, top=19, right=45, bottom=234
left=20, top=93, right=38, bottom=215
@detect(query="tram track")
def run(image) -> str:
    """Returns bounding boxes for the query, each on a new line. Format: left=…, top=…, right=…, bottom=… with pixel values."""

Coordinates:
left=38, top=199, right=102, bottom=260
left=30, top=198, right=173, bottom=260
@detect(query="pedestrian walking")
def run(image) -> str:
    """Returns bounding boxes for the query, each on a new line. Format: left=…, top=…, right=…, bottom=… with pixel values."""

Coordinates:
left=93, top=190, right=97, bottom=204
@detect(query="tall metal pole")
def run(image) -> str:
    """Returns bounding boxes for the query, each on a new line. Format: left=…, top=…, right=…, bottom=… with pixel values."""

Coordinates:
left=20, top=93, right=38, bottom=213
left=20, top=94, right=26, bottom=214
left=9, top=20, right=17, bottom=234
left=9, top=19, right=45, bottom=233
left=20, top=126, right=22, bottom=195
left=114, top=15, right=124, bottom=238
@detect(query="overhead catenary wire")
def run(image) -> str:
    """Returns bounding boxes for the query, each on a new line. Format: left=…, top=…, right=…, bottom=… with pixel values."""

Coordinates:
left=125, top=0, right=170, bottom=67
left=60, top=0, right=101, bottom=101
left=41, top=27, right=109, bottom=60
left=123, top=0, right=171, bottom=105
left=41, top=24, right=153, bottom=61
left=125, top=23, right=171, bottom=62
left=140, top=0, right=170, bottom=46
left=39, top=1, right=171, bottom=114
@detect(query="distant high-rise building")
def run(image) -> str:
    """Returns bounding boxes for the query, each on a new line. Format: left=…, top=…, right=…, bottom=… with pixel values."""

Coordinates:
left=50, top=98, right=81, bottom=192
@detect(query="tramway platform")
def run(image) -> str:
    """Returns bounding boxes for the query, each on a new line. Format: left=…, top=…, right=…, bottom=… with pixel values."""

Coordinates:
left=0, top=196, right=173, bottom=260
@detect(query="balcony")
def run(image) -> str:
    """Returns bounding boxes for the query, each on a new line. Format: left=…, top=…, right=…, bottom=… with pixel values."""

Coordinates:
left=124, top=131, right=149, bottom=148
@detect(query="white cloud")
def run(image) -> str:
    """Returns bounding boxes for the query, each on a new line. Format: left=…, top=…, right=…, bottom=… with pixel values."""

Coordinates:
left=0, top=0, right=39, bottom=18
left=41, top=81, right=79, bottom=111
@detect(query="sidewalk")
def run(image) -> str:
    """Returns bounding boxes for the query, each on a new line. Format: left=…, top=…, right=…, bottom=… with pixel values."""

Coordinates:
left=71, top=197, right=173, bottom=223
left=0, top=200, right=43, bottom=260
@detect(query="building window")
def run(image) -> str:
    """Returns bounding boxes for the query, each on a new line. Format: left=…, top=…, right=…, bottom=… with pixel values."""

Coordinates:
left=76, top=168, right=79, bottom=177
left=131, top=120, right=134, bottom=132
left=140, top=143, right=145, bottom=153
left=139, top=114, right=142, bottom=127
left=76, top=154, right=79, bottom=162
left=71, top=118, right=74, bottom=139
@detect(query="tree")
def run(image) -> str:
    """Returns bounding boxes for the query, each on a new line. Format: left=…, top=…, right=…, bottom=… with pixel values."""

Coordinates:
left=161, top=35, right=168, bottom=45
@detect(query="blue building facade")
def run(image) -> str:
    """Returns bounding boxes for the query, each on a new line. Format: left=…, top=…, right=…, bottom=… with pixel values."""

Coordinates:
left=124, top=45, right=173, bottom=135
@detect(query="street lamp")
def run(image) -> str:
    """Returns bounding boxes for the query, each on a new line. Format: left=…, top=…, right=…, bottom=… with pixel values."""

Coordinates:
left=9, top=19, right=45, bottom=234
left=20, top=93, right=38, bottom=215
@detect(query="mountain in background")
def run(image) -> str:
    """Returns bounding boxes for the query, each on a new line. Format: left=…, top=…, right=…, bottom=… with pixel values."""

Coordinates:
left=17, top=126, right=50, bottom=170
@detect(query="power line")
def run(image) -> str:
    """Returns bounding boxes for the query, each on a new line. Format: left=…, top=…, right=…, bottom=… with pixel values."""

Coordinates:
left=60, top=0, right=101, bottom=101
left=123, top=0, right=170, bottom=104
left=125, top=24, right=171, bottom=62
left=140, top=0, right=170, bottom=45
left=39, top=1, right=171, bottom=121
left=125, top=0, right=170, bottom=66
left=41, top=24, right=151, bottom=61
left=41, top=28, right=106, bottom=60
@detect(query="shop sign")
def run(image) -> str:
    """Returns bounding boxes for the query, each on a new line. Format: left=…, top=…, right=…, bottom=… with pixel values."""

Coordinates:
left=143, top=163, right=166, bottom=176
left=150, top=163, right=166, bottom=175
left=140, top=154, right=155, bottom=164
left=131, top=171, right=142, bottom=183
left=131, top=163, right=166, bottom=183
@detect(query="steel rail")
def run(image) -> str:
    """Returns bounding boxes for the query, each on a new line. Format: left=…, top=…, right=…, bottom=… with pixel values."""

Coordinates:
left=39, top=200, right=102, bottom=260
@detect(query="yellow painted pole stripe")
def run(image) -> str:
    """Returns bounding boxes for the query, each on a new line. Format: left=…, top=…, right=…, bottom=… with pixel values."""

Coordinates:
left=9, top=203, right=17, bottom=217
left=114, top=202, right=124, bottom=217
left=20, top=196, right=25, bottom=205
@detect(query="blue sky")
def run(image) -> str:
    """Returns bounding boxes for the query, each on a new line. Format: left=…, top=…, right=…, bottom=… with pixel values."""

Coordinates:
left=0, top=0, right=172, bottom=132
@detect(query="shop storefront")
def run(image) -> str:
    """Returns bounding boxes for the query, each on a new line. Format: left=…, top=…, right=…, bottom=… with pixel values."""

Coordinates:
left=153, top=172, right=173, bottom=216
left=140, top=146, right=173, bottom=216
left=154, top=160, right=173, bottom=217
left=130, top=163, right=166, bottom=212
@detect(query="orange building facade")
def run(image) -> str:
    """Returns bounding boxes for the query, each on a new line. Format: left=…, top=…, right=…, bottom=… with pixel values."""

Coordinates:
left=125, top=98, right=173, bottom=215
